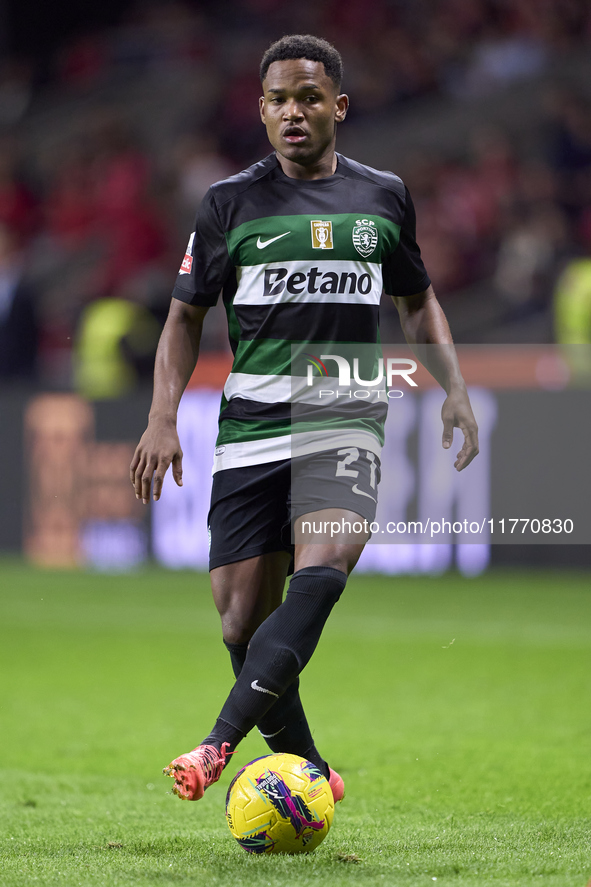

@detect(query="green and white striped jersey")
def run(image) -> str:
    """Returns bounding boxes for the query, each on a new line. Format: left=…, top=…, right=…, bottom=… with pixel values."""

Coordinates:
left=173, top=153, right=430, bottom=473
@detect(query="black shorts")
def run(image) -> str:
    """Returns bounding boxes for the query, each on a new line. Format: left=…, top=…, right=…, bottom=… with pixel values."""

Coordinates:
left=208, top=447, right=381, bottom=571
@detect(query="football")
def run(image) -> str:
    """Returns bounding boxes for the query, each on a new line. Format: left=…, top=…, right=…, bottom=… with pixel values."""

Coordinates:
left=225, top=753, right=335, bottom=854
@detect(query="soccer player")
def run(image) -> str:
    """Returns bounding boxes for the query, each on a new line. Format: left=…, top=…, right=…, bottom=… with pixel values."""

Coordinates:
left=130, top=35, right=479, bottom=803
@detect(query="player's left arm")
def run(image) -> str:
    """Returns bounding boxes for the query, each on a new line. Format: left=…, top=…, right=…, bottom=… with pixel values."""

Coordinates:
left=392, top=285, right=479, bottom=471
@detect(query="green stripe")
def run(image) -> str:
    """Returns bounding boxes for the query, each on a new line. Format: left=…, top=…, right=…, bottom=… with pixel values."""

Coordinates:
left=217, top=418, right=291, bottom=445
left=230, top=339, right=382, bottom=378
left=225, top=213, right=400, bottom=267
left=217, top=415, right=385, bottom=447
left=231, top=339, right=294, bottom=377
left=225, top=298, right=241, bottom=348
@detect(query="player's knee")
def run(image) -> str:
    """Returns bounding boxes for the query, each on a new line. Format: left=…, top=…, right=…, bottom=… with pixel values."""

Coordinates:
left=221, top=618, right=256, bottom=646
left=221, top=605, right=267, bottom=645
left=296, top=546, right=363, bottom=576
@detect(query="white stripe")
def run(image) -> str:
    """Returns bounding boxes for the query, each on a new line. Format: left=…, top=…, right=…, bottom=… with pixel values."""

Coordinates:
left=212, top=429, right=382, bottom=473
left=223, top=373, right=386, bottom=405
left=224, top=373, right=291, bottom=403
left=234, top=260, right=383, bottom=306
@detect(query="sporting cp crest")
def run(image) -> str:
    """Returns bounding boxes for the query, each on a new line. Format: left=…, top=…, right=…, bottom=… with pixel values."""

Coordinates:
left=311, top=220, right=333, bottom=249
left=352, top=219, right=378, bottom=258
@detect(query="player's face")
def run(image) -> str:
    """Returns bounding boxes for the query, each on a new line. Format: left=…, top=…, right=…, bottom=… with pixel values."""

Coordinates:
left=260, top=59, right=348, bottom=175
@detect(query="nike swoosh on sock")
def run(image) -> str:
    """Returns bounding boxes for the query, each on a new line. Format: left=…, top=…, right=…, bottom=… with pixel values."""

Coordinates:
left=251, top=679, right=279, bottom=697
left=258, top=725, right=286, bottom=738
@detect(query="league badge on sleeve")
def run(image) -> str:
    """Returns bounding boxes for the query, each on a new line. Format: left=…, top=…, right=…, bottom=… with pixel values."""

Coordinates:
left=179, top=232, right=195, bottom=274
left=352, top=219, right=378, bottom=258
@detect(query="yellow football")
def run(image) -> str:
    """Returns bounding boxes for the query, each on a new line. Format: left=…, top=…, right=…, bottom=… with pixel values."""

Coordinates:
left=225, top=753, right=335, bottom=854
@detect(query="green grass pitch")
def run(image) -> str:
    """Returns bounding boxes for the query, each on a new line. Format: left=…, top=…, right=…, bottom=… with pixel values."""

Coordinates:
left=1, top=559, right=590, bottom=887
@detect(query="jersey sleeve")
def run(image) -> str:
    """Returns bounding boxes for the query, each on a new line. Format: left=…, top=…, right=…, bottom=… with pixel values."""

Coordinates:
left=172, top=188, right=233, bottom=306
left=382, top=186, right=431, bottom=298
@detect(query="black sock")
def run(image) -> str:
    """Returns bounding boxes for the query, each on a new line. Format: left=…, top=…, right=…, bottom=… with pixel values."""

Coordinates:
left=207, top=567, right=347, bottom=748
left=224, top=641, right=248, bottom=679
left=201, top=716, right=245, bottom=757
left=223, top=641, right=330, bottom=779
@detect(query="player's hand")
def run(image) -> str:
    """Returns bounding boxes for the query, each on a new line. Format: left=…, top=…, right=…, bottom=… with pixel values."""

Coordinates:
left=441, top=387, right=479, bottom=472
left=130, top=418, right=183, bottom=504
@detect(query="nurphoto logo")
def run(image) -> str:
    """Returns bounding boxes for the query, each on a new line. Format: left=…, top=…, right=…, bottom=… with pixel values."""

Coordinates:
left=305, top=354, right=418, bottom=388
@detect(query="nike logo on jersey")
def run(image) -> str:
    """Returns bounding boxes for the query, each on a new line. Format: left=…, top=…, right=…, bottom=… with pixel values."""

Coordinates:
left=256, top=232, right=291, bottom=249
left=352, top=484, right=377, bottom=502
left=251, top=679, right=279, bottom=697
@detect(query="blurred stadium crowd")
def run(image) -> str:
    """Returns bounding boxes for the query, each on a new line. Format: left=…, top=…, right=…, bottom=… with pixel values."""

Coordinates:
left=1, top=0, right=591, bottom=395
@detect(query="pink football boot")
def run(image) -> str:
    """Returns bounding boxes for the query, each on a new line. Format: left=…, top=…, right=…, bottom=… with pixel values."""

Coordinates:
left=163, top=742, right=231, bottom=800
left=329, top=767, right=345, bottom=802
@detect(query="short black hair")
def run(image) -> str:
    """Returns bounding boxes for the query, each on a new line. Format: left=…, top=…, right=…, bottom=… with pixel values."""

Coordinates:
left=260, top=35, right=343, bottom=89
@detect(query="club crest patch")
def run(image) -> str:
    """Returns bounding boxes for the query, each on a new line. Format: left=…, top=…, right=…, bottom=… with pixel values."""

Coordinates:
left=311, top=220, right=333, bottom=249
left=352, top=219, right=378, bottom=258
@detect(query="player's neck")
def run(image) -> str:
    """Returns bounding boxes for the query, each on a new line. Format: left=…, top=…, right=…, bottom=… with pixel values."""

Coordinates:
left=276, top=150, right=337, bottom=180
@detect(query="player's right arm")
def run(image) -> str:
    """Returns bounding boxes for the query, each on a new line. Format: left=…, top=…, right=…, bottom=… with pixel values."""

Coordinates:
left=130, top=300, right=209, bottom=504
